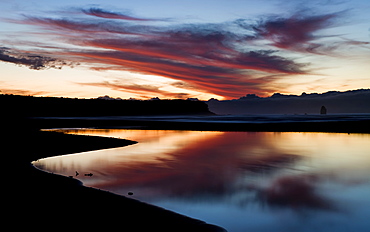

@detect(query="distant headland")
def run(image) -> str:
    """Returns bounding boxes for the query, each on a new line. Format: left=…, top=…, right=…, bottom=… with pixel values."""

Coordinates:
left=207, top=89, right=370, bottom=115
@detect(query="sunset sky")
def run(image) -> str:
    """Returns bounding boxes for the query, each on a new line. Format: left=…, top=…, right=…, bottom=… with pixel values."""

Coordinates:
left=0, top=0, right=369, bottom=100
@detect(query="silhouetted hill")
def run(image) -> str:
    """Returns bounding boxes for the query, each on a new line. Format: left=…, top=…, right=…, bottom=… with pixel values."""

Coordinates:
left=207, top=89, right=370, bottom=115
left=1, top=94, right=213, bottom=117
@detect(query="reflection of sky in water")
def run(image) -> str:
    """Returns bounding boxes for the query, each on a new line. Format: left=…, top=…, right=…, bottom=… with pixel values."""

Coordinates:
left=34, top=130, right=370, bottom=232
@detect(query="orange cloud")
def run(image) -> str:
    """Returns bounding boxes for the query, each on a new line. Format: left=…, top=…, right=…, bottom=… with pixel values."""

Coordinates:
left=81, top=81, right=191, bottom=99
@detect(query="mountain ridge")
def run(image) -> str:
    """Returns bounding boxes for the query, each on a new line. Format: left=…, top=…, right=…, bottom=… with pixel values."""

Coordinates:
left=207, top=89, right=370, bottom=115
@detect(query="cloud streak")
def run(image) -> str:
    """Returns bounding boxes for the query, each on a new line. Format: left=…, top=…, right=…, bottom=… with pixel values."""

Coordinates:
left=81, top=81, right=191, bottom=99
left=250, top=12, right=338, bottom=52
left=3, top=7, right=364, bottom=98
left=81, top=7, right=153, bottom=21
left=0, top=47, right=75, bottom=70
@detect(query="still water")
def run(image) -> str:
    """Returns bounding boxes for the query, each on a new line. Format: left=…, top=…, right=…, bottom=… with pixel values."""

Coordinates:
left=34, top=130, right=370, bottom=232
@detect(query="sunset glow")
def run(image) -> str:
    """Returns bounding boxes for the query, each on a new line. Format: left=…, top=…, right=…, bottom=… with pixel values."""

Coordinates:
left=1, top=0, right=369, bottom=99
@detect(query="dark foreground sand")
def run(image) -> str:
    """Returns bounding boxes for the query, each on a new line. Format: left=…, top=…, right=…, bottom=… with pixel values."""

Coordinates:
left=7, top=118, right=226, bottom=232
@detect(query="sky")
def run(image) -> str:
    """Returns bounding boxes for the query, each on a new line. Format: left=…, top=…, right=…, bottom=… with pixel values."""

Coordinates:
left=0, top=0, right=369, bottom=100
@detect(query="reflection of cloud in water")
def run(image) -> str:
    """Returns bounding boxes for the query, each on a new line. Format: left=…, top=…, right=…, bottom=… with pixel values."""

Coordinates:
left=35, top=130, right=370, bottom=215
left=89, top=131, right=303, bottom=201
left=254, top=175, right=335, bottom=211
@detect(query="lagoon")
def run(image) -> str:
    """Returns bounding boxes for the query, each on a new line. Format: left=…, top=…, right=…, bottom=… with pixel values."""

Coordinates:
left=34, top=129, right=370, bottom=232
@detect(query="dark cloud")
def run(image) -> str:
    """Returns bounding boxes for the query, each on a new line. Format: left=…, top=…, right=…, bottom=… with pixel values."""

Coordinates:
left=248, top=11, right=368, bottom=54
left=250, top=12, right=340, bottom=52
left=81, top=7, right=152, bottom=21
left=304, top=39, right=370, bottom=55
left=0, top=47, right=75, bottom=70
left=23, top=16, right=147, bottom=36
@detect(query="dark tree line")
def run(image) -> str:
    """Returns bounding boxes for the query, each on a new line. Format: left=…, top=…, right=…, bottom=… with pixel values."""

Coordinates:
left=0, top=94, right=213, bottom=117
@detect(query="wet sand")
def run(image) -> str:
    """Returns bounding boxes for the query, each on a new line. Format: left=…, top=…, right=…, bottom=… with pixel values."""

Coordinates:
left=8, top=118, right=226, bottom=232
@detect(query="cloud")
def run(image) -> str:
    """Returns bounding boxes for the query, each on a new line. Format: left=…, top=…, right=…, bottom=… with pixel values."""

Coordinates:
left=249, top=12, right=340, bottom=52
left=81, top=7, right=153, bottom=21
left=83, top=81, right=160, bottom=93
left=81, top=81, right=191, bottom=99
left=0, top=87, right=48, bottom=96
left=0, top=47, right=76, bottom=70
left=3, top=7, right=364, bottom=98
left=68, top=46, right=305, bottom=98
left=22, top=16, right=146, bottom=36
left=248, top=10, right=369, bottom=54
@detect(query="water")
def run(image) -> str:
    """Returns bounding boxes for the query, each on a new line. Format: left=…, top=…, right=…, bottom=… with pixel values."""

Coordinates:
left=34, top=129, right=370, bottom=232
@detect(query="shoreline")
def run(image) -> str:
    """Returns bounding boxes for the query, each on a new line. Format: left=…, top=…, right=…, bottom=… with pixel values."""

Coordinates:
left=9, top=115, right=370, bottom=231
left=31, top=116, right=370, bottom=133
left=9, top=121, right=226, bottom=232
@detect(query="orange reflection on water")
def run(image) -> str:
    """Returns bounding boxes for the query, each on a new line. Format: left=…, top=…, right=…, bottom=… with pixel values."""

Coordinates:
left=35, top=130, right=225, bottom=187
left=34, top=130, right=370, bottom=201
left=269, top=132, right=370, bottom=174
left=33, top=130, right=370, bottom=232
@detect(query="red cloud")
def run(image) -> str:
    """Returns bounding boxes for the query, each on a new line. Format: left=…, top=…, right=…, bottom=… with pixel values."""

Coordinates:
left=5, top=8, right=354, bottom=99
left=68, top=49, right=283, bottom=97
left=251, top=12, right=340, bottom=53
